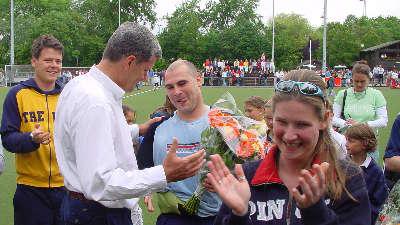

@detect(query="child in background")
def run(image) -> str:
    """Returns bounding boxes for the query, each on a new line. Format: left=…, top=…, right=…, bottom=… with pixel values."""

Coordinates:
left=122, top=104, right=144, bottom=225
left=264, top=99, right=273, bottom=143
left=244, top=96, right=267, bottom=137
left=123, top=104, right=137, bottom=125
left=345, top=124, right=388, bottom=224
left=122, top=104, right=141, bottom=154
left=263, top=99, right=274, bottom=153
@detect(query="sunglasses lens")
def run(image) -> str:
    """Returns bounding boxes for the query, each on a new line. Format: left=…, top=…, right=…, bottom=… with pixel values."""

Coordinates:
left=276, top=80, right=324, bottom=101
left=276, top=81, right=294, bottom=92
left=299, top=82, right=319, bottom=95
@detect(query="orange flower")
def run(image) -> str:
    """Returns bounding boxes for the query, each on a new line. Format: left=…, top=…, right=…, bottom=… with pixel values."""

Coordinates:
left=208, top=107, right=265, bottom=160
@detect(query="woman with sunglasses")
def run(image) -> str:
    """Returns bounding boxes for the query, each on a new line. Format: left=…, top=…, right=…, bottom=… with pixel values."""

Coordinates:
left=332, top=61, right=388, bottom=161
left=207, top=69, right=371, bottom=225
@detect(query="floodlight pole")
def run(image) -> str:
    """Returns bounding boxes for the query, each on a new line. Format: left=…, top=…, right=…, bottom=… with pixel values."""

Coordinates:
left=309, top=39, right=312, bottom=66
left=10, top=0, right=15, bottom=65
left=272, top=0, right=276, bottom=86
left=322, top=0, right=327, bottom=74
left=118, top=0, right=121, bottom=26
left=363, top=0, right=367, bottom=17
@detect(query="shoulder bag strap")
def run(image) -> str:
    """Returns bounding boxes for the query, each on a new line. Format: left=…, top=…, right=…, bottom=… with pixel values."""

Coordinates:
left=340, top=89, right=347, bottom=119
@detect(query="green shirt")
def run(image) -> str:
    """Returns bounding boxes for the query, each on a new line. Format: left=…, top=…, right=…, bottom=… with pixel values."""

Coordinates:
left=334, top=87, right=386, bottom=123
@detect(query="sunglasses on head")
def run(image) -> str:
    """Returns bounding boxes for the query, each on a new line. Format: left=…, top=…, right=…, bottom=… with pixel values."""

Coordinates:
left=275, top=80, right=325, bottom=101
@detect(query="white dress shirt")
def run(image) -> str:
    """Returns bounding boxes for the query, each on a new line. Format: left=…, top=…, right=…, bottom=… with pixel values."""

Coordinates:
left=54, top=66, right=167, bottom=208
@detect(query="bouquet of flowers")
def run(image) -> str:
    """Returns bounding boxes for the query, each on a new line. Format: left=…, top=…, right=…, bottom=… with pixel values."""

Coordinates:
left=376, top=181, right=400, bottom=225
left=179, top=92, right=267, bottom=215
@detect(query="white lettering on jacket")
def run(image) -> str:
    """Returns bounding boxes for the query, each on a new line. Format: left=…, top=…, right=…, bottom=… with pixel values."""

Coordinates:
left=248, top=199, right=331, bottom=221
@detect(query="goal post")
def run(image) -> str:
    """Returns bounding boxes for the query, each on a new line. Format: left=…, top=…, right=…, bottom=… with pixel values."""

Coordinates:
left=3, top=65, right=92, bottom=86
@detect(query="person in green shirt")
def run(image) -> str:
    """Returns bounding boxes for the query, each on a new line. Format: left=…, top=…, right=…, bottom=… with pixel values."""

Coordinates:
left=333, top=60, right=388, bottom=161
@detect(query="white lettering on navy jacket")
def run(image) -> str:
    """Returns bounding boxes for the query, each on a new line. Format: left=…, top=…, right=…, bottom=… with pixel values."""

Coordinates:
left=54, top=66, right=167, bottom=208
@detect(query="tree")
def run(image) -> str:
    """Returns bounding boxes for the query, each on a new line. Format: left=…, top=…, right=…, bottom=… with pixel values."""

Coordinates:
left=71, top=50, right=80, bottom=66
left=207, top=14, right=267, bottom=60
left=272, top=13, right=313, bottom=70
left=158, top=0, right=204, bottom=66
left=0, top=0, right=157, bottom=68
left=203, top=0, right=260, bottom=31
left=72, top=0, right=157, bottom=41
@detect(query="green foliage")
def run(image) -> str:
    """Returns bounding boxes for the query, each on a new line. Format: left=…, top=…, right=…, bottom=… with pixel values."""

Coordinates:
left=204, top=0, right=260, bottom=30
left=158, top=0, right=204, bottom=66
left=316, top=16, right=400, bottom=68
left=272, top=13, right=313, bottom=70
left=153, top=58, right=168, bottom=71
left=0, top=0, right=156, bottom=68
left=158, top=0, right=268, bottom=67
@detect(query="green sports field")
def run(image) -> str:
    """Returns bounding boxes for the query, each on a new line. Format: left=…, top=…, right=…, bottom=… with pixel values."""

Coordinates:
left=0, top=86, right=399, bottom=225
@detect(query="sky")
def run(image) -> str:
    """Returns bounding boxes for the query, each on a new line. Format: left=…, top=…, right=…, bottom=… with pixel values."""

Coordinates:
left=154, top=0, right=400, bottom=28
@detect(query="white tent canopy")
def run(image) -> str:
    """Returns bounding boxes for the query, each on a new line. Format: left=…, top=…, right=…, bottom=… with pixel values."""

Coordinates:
left=334, top=65, right=347, bottom=69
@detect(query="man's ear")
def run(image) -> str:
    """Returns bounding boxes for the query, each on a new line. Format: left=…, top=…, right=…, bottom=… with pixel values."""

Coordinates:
left=126, top=55, right=137, bottom=67
left=31, top=58, right=37, bottom=68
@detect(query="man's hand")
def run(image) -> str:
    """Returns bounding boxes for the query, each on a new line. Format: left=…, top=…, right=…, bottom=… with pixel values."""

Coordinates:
left=138, top=117, right=163, bottom=136
left=163, top=138, right=205, bottom=182
left=31, top=124, right=51, bottom=145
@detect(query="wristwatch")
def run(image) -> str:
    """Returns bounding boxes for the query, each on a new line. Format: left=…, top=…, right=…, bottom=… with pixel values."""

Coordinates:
left=29, top=132, right=34, bottom=141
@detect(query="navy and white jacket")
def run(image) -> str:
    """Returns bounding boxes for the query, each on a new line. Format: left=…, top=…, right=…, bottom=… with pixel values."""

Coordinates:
left=214, top=146, right=371, bottom=225
left=360, top=156, right=388, bottom=224
left=384, top=114, right=400, bottom=190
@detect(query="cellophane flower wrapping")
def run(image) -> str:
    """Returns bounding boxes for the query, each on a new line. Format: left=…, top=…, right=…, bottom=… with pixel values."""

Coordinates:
left=179, top=92, right=267, bottom=215
left=376, top=180, right=400, bottom=225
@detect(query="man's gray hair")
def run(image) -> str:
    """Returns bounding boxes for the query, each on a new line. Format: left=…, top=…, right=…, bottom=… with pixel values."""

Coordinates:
left=103, top=22, right=162, bottom=62
left=166, top=59, right=199, bottom=77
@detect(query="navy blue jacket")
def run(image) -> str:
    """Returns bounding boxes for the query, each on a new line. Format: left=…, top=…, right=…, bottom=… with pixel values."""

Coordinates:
left=384, top=114, right=400, bottom=190
left=214, top=146, right=371, bottom=225
left=360, top=158, right=388, bottom=224
left=137, top=111, right=171, bottom=169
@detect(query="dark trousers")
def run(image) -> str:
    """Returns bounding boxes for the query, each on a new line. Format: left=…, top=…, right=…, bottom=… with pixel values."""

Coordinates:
left=61, top=192, right=132, bottom=225
left=156, top=213, right=215, bottom=225
left=379, top=74, right=384, bottom=85
left=14, top=184, right=66, bottom=225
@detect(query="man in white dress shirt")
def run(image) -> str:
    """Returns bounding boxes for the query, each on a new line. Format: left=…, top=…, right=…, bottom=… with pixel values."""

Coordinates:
left=54, top=22, right=205, bottom=225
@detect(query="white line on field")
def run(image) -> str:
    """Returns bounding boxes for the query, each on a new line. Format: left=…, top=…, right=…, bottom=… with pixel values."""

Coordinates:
left=123, top=86, right=162, bottom=99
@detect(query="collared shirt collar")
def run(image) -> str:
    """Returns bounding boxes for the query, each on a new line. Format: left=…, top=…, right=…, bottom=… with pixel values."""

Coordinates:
left=90, top=65, right=125, bottom=101
left=251, top=145, right=322, bottom=186
left=350, top=87, right=368, bottom=95
left=360, top=155, right=372, bottom=168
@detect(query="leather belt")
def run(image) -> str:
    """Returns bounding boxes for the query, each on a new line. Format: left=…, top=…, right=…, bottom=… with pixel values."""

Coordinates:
left=67, top=190, right=93, bottom=203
